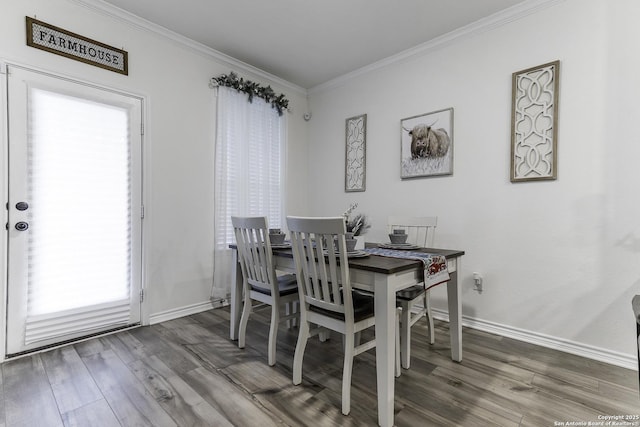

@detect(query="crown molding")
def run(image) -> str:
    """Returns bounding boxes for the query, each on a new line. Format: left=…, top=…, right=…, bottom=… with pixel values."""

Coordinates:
left=67, top=0, right=307, bottom=95
left=308, top=0, right=566, bottom=93
left=68, top=0, right=565, bottom=95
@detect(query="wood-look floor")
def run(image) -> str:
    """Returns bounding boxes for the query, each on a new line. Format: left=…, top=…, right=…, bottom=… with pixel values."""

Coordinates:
left=1, top=306, right=638, bottom=426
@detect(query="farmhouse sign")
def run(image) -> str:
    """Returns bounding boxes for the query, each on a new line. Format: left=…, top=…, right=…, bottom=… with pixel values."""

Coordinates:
left=26, top=17, right=128, bottom=75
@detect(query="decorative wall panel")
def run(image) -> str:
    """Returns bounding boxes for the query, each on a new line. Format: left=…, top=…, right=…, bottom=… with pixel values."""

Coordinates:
left=345, top=114, right=366, bottom=192
left=511, top=60, right=559, bottom=182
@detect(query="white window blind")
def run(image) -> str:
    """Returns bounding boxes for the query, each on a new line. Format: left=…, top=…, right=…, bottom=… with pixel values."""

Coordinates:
left=212, top=86, right=286, bottom=299
left=25, top=88, right=131, bottom=343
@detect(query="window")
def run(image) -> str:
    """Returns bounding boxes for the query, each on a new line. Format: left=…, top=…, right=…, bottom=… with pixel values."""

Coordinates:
left=27, top=88, right=131, bottom=315
left=212, top=86, right=286, bottom=300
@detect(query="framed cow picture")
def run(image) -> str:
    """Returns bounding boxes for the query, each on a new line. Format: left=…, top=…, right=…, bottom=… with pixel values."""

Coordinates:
left=400, top=107, right=454, bottom=179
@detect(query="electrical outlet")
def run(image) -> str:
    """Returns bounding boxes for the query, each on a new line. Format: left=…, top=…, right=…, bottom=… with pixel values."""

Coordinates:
left=473, top=272, right=483, bottom=293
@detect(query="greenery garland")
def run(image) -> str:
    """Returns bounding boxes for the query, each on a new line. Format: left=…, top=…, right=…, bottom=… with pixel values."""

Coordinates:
left=211, top=72, right=289, bottom=116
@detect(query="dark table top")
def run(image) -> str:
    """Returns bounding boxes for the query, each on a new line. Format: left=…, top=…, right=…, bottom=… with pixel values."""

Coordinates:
left=270, top=243, right=465, bottom=275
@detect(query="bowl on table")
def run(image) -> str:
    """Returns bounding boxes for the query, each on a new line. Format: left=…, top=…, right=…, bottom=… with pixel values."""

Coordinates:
left=389, top=231, right=407, bottom=244
left=269, top=232, right=286, bottom=245
left=345, top=237, right=357, bottom=252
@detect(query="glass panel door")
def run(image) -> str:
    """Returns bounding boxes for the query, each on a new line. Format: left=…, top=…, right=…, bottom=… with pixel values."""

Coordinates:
left=6, top=65, right=143, bottom=355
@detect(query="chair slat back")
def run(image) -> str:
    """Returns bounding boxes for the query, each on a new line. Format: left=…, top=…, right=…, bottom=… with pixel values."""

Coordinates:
left=287, top=216, right=353, bottom=321
left=232, top=216, right=277, bottom=293
left=387, top=216, right=438, bottom=247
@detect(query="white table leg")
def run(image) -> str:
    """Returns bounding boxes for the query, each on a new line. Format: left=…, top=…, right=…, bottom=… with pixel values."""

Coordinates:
left=374, top=273, right=395, bottom=427
left=446, top=260, right=462, bottom=362
left=230, top=249, right=242, bottom=341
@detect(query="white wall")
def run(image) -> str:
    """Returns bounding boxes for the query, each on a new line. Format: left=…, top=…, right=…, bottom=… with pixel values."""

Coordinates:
left=0, top=0, right=309, bottom=351
left=1, top=0, right=637, bottom=369
left=306, top=0, right=640, bottom=365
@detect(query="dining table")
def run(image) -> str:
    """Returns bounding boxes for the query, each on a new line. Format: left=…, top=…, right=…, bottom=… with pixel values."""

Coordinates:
left=229, top=242, right=465, bottom=427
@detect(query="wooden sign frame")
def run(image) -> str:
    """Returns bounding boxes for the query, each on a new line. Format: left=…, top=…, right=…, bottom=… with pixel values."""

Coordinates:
left=26, top=17, right=128, bottom=75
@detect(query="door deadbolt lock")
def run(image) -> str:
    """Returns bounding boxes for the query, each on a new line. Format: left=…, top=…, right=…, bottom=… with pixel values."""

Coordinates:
left=15, top=222, right=29, bottom=231
left=15, top=202, right=29, bottom=211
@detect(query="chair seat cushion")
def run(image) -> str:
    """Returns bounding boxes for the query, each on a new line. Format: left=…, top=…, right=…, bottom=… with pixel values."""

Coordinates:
left=251, top=274, right=298, bottom=296
left=309, top=291, right=374, bottom=322
left=395, top=284, right=425, bottom=302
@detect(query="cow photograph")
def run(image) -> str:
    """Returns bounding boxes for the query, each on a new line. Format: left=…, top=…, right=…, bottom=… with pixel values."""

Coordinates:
left=400, top=108, right=453, bottom=179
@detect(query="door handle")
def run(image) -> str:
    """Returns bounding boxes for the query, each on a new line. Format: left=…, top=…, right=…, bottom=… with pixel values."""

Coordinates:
left=15, top=222, right=29, bottom=231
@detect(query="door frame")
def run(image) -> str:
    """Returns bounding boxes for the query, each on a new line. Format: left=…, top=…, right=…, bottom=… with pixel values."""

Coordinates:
left=0, top=60, right=150, bottom=361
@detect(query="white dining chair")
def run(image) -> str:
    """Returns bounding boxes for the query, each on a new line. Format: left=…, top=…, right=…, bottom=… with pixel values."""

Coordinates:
left=387, top=216, right=438, bottom=369
left=232, top=216, right=299, bottom=366
left=287, top=216, right=399, bottom=416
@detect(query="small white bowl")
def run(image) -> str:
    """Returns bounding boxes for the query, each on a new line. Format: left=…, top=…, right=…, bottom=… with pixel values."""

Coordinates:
left=270, top=233, right=286, bottom=244
left=389, top=233, right=408, bottom=244
left=345, top=238, right=357, bottom=252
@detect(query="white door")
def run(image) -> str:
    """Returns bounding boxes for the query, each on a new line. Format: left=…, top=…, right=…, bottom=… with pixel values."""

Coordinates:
left=5, top=65, right=143, bottom=355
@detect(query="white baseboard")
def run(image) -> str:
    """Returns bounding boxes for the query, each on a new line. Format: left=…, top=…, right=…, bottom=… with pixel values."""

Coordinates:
left=149, top=298, right=227, bottom=325
left=431, top=308, right=638, bottom=371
